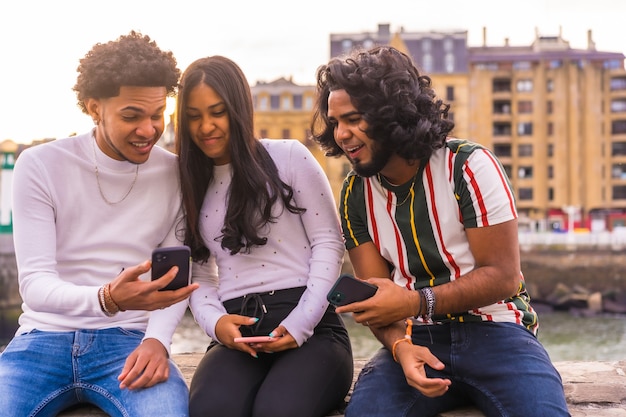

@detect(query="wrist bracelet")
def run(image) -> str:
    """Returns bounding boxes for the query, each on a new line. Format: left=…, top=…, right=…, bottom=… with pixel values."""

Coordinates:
left=98, top=285, right=115, bottom=316
left=105, top=283, right=124, bottom=312
left=99, top=284, right=120, bottom=316
left=392, top=337, right=412, bottom=362
left=420, top=287, right=436, bottom=322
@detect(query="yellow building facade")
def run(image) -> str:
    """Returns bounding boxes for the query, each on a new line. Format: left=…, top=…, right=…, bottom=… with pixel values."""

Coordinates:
left=251, top=24, right=626, bottom=231
left=468, top=29, right=626, bottom=231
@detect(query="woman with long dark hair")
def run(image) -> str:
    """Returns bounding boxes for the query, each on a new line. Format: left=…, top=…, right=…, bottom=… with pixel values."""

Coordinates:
left=176, top=56, right=353, bottom=417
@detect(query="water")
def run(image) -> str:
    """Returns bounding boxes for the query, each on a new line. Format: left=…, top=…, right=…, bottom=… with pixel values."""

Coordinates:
left=2, top=310, right=623, bottom=360
left=172, top=311, right=626, bottom=362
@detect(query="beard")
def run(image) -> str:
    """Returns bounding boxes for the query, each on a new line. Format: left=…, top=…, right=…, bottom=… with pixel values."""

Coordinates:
left=351, top=142, right=393, bottom=178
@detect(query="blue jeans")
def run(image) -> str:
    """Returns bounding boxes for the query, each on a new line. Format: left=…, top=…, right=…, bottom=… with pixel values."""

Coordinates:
left=346, top=321, right=570, bottom=417
left=0, top=328, right=189, bottom=417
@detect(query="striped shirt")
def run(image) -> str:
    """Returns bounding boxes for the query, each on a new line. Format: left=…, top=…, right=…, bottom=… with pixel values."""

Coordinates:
left=340, top=139, right=538, bottom=333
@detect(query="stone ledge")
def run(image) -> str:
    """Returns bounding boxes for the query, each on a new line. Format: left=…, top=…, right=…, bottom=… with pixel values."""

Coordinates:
left=59, top=355, right=626, bottom=417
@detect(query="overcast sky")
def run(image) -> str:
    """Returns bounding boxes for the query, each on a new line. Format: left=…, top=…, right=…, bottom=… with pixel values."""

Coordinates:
left=1, top=0, right=624, bottom=143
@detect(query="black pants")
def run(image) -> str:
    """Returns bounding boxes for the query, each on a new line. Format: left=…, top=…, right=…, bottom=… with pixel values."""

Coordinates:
left=189, top=287, right=354, bottom=417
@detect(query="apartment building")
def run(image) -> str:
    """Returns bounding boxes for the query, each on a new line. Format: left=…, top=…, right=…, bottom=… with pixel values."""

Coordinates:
left=251, top=23, right=626, bottom=231
left=468, top=28, right=626, bottom=231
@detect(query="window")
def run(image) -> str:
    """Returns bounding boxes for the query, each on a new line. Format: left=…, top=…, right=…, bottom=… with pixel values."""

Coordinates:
left=516, top=79, right=533, bottom=92
left=518, top=166, right=533, bottom=179
left=549, top=60, right=562, bottom=69
left=258, top=96, right=268, bottom=111
left=363, top=39, right=374, bottom=49
left=518, top=188, right=533, bottom=200
left=444, top=53, right=455, bottom=73
left=610, top=76, right=626, bottom=91
left=518, top=101, right=533, bottom=114
left=293, top=94, right=303, bottom=110
left=518, top=144, right=533, bottom=157
left=613, top=185, right=626, bottom=200
left=547, top=79, right=554, bottom=92
left=517, top=122, right=533, bottom=136
left=547, top=100, right=553, bottom=114
left=493, top=144, right=512, bottom=157
left=612, top=142, right=626, bottom=156
left=605, top=59, right=623, bottom=70
left=493, top=78, right=511, bottom=93
left=547, top=143, right=554, bottom=157
left=281, top=129, right=291, bottom=139
left=281, top=96, right=291, bottom=110
left=304, top=96, right=313, bottom=110
left=446, top=86, right=455, bottom=101
left=493, top=101, right=511, bottom=114
left=548, top=165, right=554, bottom=179
left=548, top=187, right=554, bottom=201
left=270, top=95, right=280, bottom=110
left=443, top=37, right=454, bottom=52
left=422, top=54, right=433, bottom=73
left=611, top=99, right=626, bottom=113
left=612, top=163, right=626, bottom=179
left=493, top=122, right=512, bottom=136
left=547, top=122, right=554, bottom=136
left=612, top=120, right=626, bottom=134
left=422, top=38, right=432, bottom=52
left=513, top=61, right=531, bottom=70
left=341, top=39, right=353, bottom=52
left=259, top=129, right=268, bottom=138
left=476, top=62, right=499, bottom=70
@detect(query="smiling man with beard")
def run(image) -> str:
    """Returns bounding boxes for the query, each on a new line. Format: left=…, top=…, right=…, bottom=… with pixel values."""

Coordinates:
left=311, top=46, right=570, bottom=417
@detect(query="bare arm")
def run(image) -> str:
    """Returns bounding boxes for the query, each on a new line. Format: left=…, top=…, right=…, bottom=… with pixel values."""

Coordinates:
left=337, top=219, right=522, bottom=326
left=336, top=220, right=522, bottom=397
left=433, top=218, right=522, bottom=314
left=339, top=241, right=450, bottom=397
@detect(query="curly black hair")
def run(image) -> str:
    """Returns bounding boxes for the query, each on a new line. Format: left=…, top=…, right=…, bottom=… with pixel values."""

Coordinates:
left=73, top=30, right=180, bottom=114
left=310, top=46, right=454, bottom=162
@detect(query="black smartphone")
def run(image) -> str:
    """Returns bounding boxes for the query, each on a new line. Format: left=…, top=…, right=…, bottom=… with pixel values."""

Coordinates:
left=327, top=273, right=378, bottom=306
left=151, top=245, right=191, bottom=291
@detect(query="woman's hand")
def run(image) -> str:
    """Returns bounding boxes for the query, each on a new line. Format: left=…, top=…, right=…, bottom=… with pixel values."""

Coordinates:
left=249, top=325, right=298, bottom=353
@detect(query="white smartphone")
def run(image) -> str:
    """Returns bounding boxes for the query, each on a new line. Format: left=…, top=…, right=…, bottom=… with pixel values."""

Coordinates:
left=151, top=245, right=192, bottom=291
left=233, top=336, right=277, bottom=343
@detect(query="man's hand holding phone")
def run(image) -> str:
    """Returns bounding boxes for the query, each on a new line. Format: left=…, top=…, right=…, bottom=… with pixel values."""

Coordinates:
left=335, top=277, right=422, bottom=328
left=151, top=246, right=192, bottom=291
left=107, top=260, right=198, bottom=312
left=327, top=273, right=378, bottom=307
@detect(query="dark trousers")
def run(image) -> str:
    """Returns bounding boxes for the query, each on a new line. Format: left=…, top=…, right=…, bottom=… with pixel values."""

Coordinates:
left=189, top=287, right=354, bottom=417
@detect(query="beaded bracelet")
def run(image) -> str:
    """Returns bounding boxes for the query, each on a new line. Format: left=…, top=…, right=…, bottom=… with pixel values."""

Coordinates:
left=420, top=287, right=436, bottom=322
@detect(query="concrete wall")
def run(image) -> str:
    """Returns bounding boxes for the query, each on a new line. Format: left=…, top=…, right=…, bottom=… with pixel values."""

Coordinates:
left=58, top=356, right=626, bottom=417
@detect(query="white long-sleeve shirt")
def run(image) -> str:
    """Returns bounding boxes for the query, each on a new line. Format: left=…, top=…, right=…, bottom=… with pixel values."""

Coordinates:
left=12, top=131, right=187, bottom=351
left=189, top=139, right=345, bottom=346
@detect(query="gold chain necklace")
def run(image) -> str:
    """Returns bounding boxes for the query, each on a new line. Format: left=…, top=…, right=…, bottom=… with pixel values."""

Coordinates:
left=377, top=172, right=417, bottom=207
left=92, top=136, right=139, bottom=205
